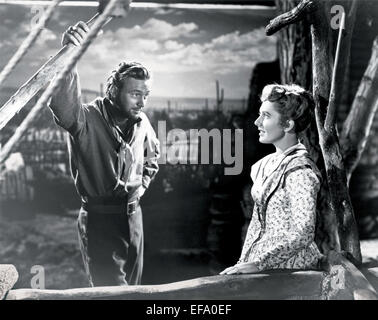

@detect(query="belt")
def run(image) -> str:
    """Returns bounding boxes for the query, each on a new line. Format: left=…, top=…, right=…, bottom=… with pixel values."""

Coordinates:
left=81, top=196, right=138, bottom=216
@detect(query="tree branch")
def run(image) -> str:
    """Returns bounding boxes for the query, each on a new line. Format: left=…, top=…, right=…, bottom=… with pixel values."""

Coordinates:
left=340, top=36, right=378, bottom=180
left=266, top=0, right=316, bottom=36
left=324, top=11, right=345, bottom=131
left=325, top=1, right=358, bottom=131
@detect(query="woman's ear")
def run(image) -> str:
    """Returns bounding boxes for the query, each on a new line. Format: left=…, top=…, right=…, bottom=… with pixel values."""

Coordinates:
left=284, top=119, right=295, bottom=132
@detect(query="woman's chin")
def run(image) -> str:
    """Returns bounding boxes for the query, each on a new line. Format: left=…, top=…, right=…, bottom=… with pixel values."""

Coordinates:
left=258, top=137, right=268, bottom=144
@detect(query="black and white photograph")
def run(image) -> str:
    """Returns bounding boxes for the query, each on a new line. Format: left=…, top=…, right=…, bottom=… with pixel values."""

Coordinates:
left=0, top=0, right=378, bottom=307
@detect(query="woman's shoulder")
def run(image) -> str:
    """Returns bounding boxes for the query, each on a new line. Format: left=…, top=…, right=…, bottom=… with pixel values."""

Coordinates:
left=283, top=155, right=321, bottom=188
left=286, top=155, right=316, bottom=170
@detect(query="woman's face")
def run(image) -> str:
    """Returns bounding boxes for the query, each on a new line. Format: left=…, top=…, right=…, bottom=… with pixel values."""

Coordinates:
left=254, top=101, right=286, bottom=144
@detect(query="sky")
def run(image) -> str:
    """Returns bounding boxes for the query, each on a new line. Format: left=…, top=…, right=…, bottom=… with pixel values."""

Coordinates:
left=0, top=2, right=277, bottom=99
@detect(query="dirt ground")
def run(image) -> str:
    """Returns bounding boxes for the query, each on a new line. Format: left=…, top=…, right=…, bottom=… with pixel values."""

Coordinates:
left=0, top=202, right=215, bottom=289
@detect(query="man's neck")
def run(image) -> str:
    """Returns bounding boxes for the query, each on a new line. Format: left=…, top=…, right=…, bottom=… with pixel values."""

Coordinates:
left=106, top=100, right=129, bottom=130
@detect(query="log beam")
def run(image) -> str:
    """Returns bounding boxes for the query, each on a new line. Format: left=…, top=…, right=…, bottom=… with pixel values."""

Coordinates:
left=6, top=270, right=324, bottom=300
left=265, top=0, right=316, bottom=36
left=0, top=0, right=276, bottom=8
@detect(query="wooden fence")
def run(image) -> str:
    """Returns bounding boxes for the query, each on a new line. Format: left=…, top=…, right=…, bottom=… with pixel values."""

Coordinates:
left=0, top=165, right=34, bottom=202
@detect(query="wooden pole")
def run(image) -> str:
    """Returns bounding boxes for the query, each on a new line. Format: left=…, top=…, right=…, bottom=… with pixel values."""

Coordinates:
left=0, top=0, right=276, bottom=7
left=0, top=0, right=63, bottom=88
left=0, top=13, right=106, bottom=131
left=324, top=11, right=345, bottom=131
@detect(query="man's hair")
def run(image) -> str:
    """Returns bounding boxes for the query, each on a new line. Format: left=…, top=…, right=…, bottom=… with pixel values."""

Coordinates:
left=260, top=84, right=315, bottom=133
left=105, top=62, right=151, bottom=103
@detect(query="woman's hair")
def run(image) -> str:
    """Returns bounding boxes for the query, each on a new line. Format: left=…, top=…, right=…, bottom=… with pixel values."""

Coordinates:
left=105, top=62, right=151, bottom=103
left=260, top=84, right=315, bottom=133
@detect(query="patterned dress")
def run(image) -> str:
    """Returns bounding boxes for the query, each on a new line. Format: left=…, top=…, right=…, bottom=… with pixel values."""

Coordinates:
left=238, top=143, right=323, bottom=271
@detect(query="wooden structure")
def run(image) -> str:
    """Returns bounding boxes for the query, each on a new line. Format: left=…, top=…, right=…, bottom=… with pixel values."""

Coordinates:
left=0, top=165, right=34, bottom=201
left=1, top=251, right=377, bottom=300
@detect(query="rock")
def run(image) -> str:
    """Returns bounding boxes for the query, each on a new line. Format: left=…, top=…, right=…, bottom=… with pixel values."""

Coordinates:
left=0, top=265, right=19, bottom=300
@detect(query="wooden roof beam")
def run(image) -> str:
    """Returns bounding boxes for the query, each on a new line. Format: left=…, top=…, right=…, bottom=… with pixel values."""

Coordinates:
left=0, top=0, right=276, bottom=9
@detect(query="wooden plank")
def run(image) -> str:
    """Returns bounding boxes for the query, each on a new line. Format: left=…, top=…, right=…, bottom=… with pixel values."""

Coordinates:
left=0, top=0, right=276, bottom=9
left=114, top=0, right=276, bottom=4
left=0, top=0, right=276, bottom=5
left=6, top=270, right=324, bottom=300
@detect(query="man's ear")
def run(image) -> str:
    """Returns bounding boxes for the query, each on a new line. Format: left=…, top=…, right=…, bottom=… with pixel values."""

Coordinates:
left=284, top=119, right=295, bottom=133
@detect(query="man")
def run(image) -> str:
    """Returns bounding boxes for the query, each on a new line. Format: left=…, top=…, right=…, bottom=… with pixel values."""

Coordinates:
left=48, top=21, right=160, bottom=286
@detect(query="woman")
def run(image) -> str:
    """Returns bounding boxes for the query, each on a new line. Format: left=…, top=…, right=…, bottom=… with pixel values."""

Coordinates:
left=221, top=84, right=323, bottom=275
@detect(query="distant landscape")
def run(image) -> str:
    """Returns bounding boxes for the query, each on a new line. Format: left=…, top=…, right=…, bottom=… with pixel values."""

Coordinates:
left=0, top=86, right=247, bottom=111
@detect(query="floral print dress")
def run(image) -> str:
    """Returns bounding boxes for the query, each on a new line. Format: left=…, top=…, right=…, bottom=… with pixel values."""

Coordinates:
left=238, top=143, right=323, bottom=271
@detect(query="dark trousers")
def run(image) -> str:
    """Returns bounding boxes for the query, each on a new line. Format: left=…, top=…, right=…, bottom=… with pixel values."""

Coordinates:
left=77, top=200, right=143, bottom=286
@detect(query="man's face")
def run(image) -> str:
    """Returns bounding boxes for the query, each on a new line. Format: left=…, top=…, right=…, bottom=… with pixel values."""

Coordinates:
left=118, top=77, right=152, bottom=121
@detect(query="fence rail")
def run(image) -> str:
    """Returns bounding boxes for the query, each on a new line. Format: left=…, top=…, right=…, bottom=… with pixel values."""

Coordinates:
left=2, top=252, right=378, bottom=300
